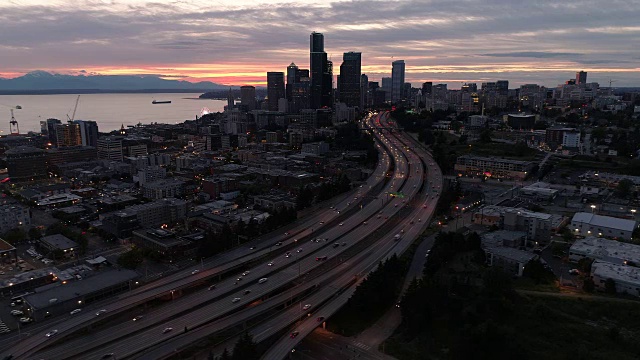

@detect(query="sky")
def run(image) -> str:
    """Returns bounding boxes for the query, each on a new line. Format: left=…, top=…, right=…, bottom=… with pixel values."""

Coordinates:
left=0, top=0, right=639, bottom=88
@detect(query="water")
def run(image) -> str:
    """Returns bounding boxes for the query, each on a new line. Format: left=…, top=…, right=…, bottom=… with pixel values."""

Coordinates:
left=0, top=93, right=227, bottom=134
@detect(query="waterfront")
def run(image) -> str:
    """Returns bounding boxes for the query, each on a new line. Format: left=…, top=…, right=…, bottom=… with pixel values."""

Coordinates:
left=0, top=93, right=226, bottom=134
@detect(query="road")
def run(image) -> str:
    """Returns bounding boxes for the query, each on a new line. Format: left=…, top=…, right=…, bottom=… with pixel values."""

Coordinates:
left=257, top=111, right=442, bottom=360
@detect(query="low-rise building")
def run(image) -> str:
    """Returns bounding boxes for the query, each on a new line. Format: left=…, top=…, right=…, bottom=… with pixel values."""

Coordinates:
left=571, top=212, right=637, bottom=240
left=39, top=234, right=78, bottom=256
left=569, top=237, right=640, bottom=265
left=454, top=155, right=534, bottom=180
left=481, top=231, right=536, bottom=277
left=519, top=182, right=558, bottom=201
left=143, top=179, right=185, bottom=199
left=0, top=203, right=30, bottom=235
left=101, top=198, right=188, bottom=238
left=473, top=205, right=566, bottom=244
left=591, top=261, right=640, bottom=295
left=131, top=229, right=198, bottom=261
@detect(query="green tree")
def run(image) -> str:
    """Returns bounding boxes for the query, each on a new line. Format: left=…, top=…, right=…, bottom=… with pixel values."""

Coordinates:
left=117, top=248, right=144, bottom=269
left=615, top=179, right=634, bottom=198
left=577, top=258, right=594, bottom=274
left=479, top=128, right=492, bottom=143
left=583, top=277, right=595, bottom=293
left=219, top=348, right=231, bottom=360
left=3, top=228, right=26, bottom=244
left=604, top=278, right=617, bottom=294
left=231, top=332, right=258, bottom=360
left=28, top=227, right=42, bottom=240
left=522, top=259, right=556, bottom=284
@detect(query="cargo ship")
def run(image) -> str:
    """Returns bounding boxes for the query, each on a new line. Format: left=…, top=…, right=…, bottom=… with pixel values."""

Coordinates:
left=152, top=100, right=171, bottom=104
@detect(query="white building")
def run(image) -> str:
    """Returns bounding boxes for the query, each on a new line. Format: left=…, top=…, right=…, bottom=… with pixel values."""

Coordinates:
left=569, top=237, right=640, bottom=265
left=591, top=261, right=640, bottom=295
left=571, top=212, right=637, bottom=240
left=137, top=166, right=167, bottom=185
left=143, top=179, right=185, bottom=200
left=562, top=130, right=581, bottom=148
left=0, top=204, right=31, bottom=234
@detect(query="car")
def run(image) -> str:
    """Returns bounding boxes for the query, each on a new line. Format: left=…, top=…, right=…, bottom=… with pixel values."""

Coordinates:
left=377, top=215, right=381, bottom=219
left=395, top=302, right=401, bottom=308
left=11, top=310, right=23, bottom=316
left=96, top=309, right=107, bottom=316
left=346, top=202, right=350, bottom=206
left=302, top=304, right=311, bottom=310
left=258, top=278, right=268, bottom=284
left=267, top=262, right=274, bottom=266
left=242, top=271, right=250, bottom=276
left=297, top=248, right=303, bottom=253
left=70, top=309, right=82, bottom=315
left=363, top=221, right=368, bottom=225
left=19, top=317, right=32, bottom=323
left=418, top=218, right=421, bottom=222
left=290, top=331, right=300, bottom=338
left=333, top=243, right=340, bottom=248
left=339, top=222, right=344, bottom=226
left=342, top=242, right=347, bottom=246
left=284, top=232, right=289, bottom=236
left=162, top=327, right=173, bottom=334
left=45, top=330, right=58, bottom=337
left=208, top=284, right=216, bottom=290
left=329, top=206, right=334, bottom=209
left=236, top=277, right=242, bottom=281
left=133, top=315, right=144, bottom=321
left=249, top=246, right=256, bottom=250
left=191, top=270, right=199, bottom=275
left=232, top=297, right=241, bottom=303
left=319, top=221, right=324, bottom=225
left=316, top=316, right=325, bottom=322
left=285, top=252, right=292, bottom=258
left=410, top=220, right=414, bottom=224
left=316, top=256, right=327, bottom=261
left=275, top=242, right=282, bottom=246
left=244, top=290, right=252, bottom=295
left=569, top=269, right=580, bottom=275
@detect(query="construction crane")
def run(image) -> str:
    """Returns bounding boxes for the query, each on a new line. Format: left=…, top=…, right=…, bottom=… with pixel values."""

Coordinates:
left=67, top=95, right=80, bottom=122
left=608, top=79, right=617, bottom=95
left=0, top=104, right=22, bottom=135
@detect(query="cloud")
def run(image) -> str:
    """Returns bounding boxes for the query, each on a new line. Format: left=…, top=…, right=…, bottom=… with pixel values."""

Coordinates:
left=0, top=0, right=638, bottom=87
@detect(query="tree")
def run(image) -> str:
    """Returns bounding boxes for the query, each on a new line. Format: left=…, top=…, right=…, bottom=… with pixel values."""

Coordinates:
left=28, top=227, right=42, bottom=240
left=583, top=277, right=595, bottom=293
left=577, top=258, right=594, bottom=274
left=231, top=332, right=258, bottom=360
left=615, top=179, right=633, bottom=198
left=522, top=259, right=555, bottom=284
left=3, top=228, right=26, bottom=244
left=479, top=129, right=492, bottom=143
left=207, top=350, right=215, bottom=360
left=604, top=278, right=617, bottom=294
left=117, top=248, right=144, bottom=269
left=219, top=348, right=231, bottom=360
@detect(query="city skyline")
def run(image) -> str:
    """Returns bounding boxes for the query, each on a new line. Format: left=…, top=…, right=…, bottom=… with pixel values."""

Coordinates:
left=0, top=0, right=639, bottom=88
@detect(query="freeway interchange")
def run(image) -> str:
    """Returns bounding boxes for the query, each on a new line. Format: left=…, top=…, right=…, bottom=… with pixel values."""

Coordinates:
left=2, top=111, right=442, bottom=360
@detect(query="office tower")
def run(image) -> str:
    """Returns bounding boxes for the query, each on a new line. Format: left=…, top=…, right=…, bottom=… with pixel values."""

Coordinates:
left=310, top=32, right=332, bottom=109
left=391, top=60, right=405, bottom=104
left=73, top=120, right=99, bottom=147
left=97, top=136, right=124, bottom=161
left=576, top=71, right=587, bottom=85
left=240, top=85, right=257, bottom=111
left=461, top=83, right=477, bottom=92
left=496, top=80, right=509, bottom=95
left=338, top=52, right=362, bottom=107
left=422, top=82, right=432, bottom=97
left=267, top=72, right=285, bottom=111
left=41, top=118, right=62, bottom=145
left=360, top=74, right=369, bottom=109
left=55, top=122, right=82, bottom=147
left=286, top=63, right=299, bottom=99
left=226, top=88, right=234, bottom=110
left=291, top=69, right=310, bottom=113
left=381, top=77, right=392, bottom=102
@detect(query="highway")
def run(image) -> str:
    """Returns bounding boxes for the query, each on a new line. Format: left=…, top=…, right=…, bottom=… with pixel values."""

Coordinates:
left=259, top=111, right=442, bottom=360
left=1, top=117, right=398, bottom=359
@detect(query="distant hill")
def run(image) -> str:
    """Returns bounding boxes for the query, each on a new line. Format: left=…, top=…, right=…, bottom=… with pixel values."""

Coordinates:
left=0, top=71, right=229, bottom=94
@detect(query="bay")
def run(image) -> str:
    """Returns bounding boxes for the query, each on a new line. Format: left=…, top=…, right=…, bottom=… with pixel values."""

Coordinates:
left=0, top=93, right=226, bottom=134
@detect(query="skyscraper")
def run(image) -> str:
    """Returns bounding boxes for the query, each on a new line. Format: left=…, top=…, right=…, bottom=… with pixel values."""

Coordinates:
left=338, top=52, right=361, bottom=107
left=391, top=60, right=405, bottom=104
left=576, top=71, right=587, bottom=85
left=291, top=69, right=310, bottom=113
left=381, top=77, right=392, bottom=103
left=55, top=122, right=82, bottom=147
left=267, top=72, right=285, bottom=111
left=310, top=32, right=332, bottom=109
left=41, top=118, right=62, bottom=146
left=422, top=82, right=432, bottom=97
left=240, top=85, right=256, bottom=111
left=74, top=120, right=99, bottom=147
left=286, top=63, right=299, bottom=100
left=496, top=80, right=509, bottom=95
left=360, top=74, right=369, bottom=109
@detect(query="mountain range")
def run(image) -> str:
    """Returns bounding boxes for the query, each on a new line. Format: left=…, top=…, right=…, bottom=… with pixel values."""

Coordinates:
left=0, top=71, right=229, bottom=94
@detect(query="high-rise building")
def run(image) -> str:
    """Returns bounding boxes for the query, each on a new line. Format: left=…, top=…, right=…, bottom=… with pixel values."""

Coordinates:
left=286, top=63, right=299, bottom=100
left=496, top=80, right=509, bottom=95
left=391, top=60, right=405, bottom=104
left=291, top=68, right=310, bottom=113
left=55, top=122, right=82, bottom=147
left=41, top=118, right=62, bottom=146
left=576, top=71, right=587, bottom=85
left=422, top=82, right=432, bottom=97
left=267, top=72, right=285, bottom=111
left=226, top=88, right=234, bottom=110
left=97, top=136, right=124, bottom=161
left=338, top=52, right=362, bottom=107
left=310, top=32, right=332, bottom=109
left=360, top=74, right=369, bottom=109
left=240, top=85, right=256, bottom=111
left=381, top=77, right=392, bottom=103
left=73, top=120, right=98, bottom=147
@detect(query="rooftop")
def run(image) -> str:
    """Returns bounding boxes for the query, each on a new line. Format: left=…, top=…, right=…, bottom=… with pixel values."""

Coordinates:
left=40, top=234, right=79, bottom=251
left=487, top=246, right=536, bottom=264
left=570, top=237, right=640, bottom=265
left=592, top=261, right=640, bottom=286
left=23, top=269, right=138, bottom=310
left=572, top=212, right=637, bottom=232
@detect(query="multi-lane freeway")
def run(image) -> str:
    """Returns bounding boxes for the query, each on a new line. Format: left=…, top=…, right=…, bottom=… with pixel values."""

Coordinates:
left=2, top=111, right=442, bottom=360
